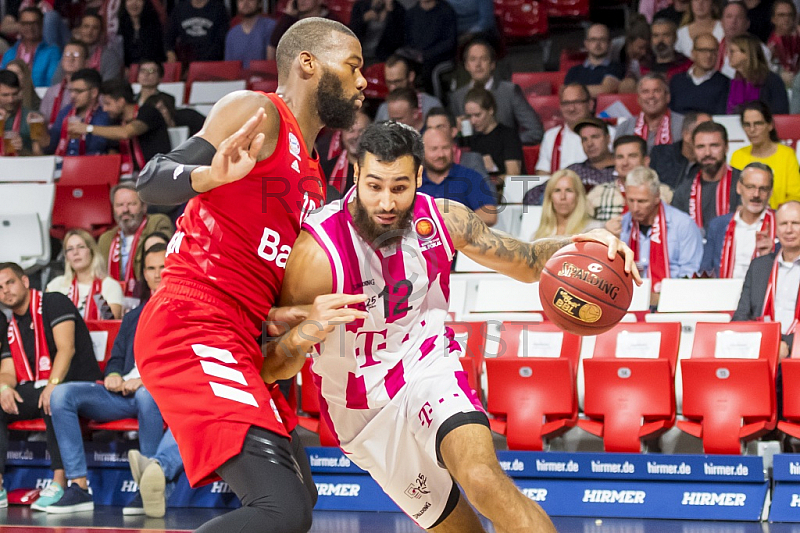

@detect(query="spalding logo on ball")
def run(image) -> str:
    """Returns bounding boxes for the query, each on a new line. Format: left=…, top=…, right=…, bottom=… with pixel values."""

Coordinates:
left=539, top=241, right=634, bottom=336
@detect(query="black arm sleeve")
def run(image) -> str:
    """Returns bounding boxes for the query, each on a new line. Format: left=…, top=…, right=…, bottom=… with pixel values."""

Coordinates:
left=135, top=135, right=217, bottom=206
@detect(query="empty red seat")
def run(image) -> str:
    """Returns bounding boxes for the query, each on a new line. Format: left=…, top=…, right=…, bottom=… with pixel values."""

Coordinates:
left=494, top=0, right=548, bottom=40
left=446, top=321, right=488, bottom=400
left=522, top=145, right=540, bottom=178
left=248, top=79, right=279, bottom=94
left=678, top=321, right=780, bottom=454
left=485, top=321, right=580, bottom=450
left=527, top=95, right=563, bottom=130
left=362, top=62, right=388, bottom=100
left=185, top=60, right=243, bottom=101
left=777, top=335, right=800, bottom=439
left=51, top=184, right=114, bottom=240
left=579, top=322, right=681, bottom=452
left=59, top=154, right=121, bottom=186
left=773, top=114, right=800, bottom=148
left=512, top=71, right=565, bottom=97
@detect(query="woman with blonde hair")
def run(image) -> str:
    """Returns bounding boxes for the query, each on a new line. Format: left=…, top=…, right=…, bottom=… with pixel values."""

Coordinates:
left=533, top=169, right=602, bottom=239
left=7, top=58, right=41, bottom=110
left=675, top=0, right=723, bottom=57
left=46, top=229, right=124, bottom=319
left=727, top=33, right=789, bottom=114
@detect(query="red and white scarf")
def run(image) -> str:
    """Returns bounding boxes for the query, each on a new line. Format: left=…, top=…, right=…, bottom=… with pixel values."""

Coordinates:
left=719, top=209, right=776, bottom=278
left=717, top=38, right=727, bottom=71
left=328, top=150, right=349, bottom=194
left=68, top=276, right=104, bottom=321
left=55, top=105, right=97, bottom=156
left=108, top=217, right=147, bottom=296
left=629, top=201, right=670, bottom=293
left=49, top=79, right=67, bottom=128
left=618, top=179, right=629, bottom=215
left=550, top=126, right=564, bottom=173
left=633, top=111, right=672, bottom=146
left=6, top=290, right=51, bottom=383
left=86, top=46, right=103, bottom=71
left=119, top=105, right=146, bottom=178
left=689, top=166, right=733, bottom=228
left=762, top=252, right=800, bottom=334
left=768, top=31, right=800, bottom=73
left=0, top=107, right=22, bottom=157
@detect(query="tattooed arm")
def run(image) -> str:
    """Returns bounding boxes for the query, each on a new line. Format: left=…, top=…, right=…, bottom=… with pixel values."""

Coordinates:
left=439, top=199, right=641, bottom=284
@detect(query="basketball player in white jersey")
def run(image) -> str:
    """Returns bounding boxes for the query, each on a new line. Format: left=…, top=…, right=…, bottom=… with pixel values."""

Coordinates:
left=262, top=122, right=641, bottom=533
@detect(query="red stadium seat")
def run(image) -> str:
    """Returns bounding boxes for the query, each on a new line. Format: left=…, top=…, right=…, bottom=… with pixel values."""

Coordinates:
left=248, top=79, right=279, bottom=93
left=777, top=335, right=800, bottom=439
left=494, top=0, right=548, bottom=41
left=579, top=322, right=681, bottom=452
left=559, top=49, right=587, bottom=72
left=185, top=60, right=243, bottom=101
left=522, top=145, right=540, bottom=177
left=446, top=321, right=488, bottom=401
left=485, top=322, right=580, bottom=450
left=241, top=60, right=278, bottom=89
left=298, top=358, right=339, bottom=446
left=59, top=154, right=121, bottom=186
left=128, top=61, right=182, bottom=84
left=544, top=0, right=589, bottom=18
left=677, top=321, right=780, bottom=454
left=527, top=95, right=563, bottom=130
left=596, top=93, right=641, bottom=117
left=51, top=184, right=114, bottom=240
left=362, top=62, right=388, bottom=101
left=327, top=0, right=357, bottom=25
left=85, top=320, right=123, bottom=372
left=512, top=71, right=565, bottom=97
left=9, top=419, right=47, bottom=431
left=773, top=115, right=800, bottom=148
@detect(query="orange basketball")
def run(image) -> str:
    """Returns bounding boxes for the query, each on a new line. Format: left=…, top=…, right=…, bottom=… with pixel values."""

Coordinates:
left=538, top=241, right=634, bottom=336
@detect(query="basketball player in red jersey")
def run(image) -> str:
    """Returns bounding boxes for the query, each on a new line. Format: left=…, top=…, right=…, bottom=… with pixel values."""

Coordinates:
left=133, top=18, right=368, bottom=532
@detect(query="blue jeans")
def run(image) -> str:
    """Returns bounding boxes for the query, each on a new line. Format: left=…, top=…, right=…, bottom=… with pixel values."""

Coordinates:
left=50, top=382, right=164, bottom=480
left=152, top=428, right=183, bottom=481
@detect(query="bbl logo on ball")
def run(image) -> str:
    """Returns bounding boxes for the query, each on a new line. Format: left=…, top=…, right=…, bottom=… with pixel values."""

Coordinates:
left=415, top=217, right=436, bottom=240
left=552, top=287, right=602, bottom=323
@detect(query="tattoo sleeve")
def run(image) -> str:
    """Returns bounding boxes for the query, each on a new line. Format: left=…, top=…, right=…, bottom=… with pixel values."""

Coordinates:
left=444, top=201, right=571, bottom=279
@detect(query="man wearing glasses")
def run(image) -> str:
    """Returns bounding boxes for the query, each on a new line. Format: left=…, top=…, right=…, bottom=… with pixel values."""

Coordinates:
left=43, top=68, right=112, bottom=156
left=668, top=33, right=730, bottom=115
left=0, top=7, right=60, bottom=87
left=40, top=41, right=88, bottom=127
left=564, top=23, right=624, bottom=97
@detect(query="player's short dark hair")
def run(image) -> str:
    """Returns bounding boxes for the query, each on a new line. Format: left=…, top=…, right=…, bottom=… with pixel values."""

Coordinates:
left=0, top=70, right=19, bottom=89
left=71, top=68, right=102, bottom=90
left=0, top=262, right=25, bottom=279
left=613, top=134, right=648, bottom=156
left=692, top=120, right=728, bottom=144
left=357, top=121, right=424, bottom=173
left=100, top=78, right=135, bottom=103
left=425, top=107, right=456, bottom=128
left=275, top=17, right=356, bottom=79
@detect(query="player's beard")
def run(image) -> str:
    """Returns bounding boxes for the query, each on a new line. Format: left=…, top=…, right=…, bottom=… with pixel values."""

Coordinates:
left=352, top=193, right=415, bottom=249
left=317, top=68, right=359, bottom=130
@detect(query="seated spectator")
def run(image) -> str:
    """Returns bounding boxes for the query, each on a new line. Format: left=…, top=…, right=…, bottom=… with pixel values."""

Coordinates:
left=533, top=169, right=602, bottom=239
left=649, top=111, right=712, bottom=189
left=403, top=0, right=457, bottom=92
left=46, top=229, right=124, bottom=320
left=668, top=33, right=730, bottom=115
left=45, top=244, right=167, bottom=514
left=620, top=166, right=703, bottom=298
left=613, top=15, right=651, bottom=82
left=449, top=38, right=543, bottom=144
left=8, top=58, right=39, bottom=111
left=420, top=127, right=497, bottom=225
left=733, top=200, right=800, bottom=360
left=119, top=0, right=166, bottom=67
left=566, top=117, right=616, bottom=192
left=45, top=68, right=112, bottom=156
left=672, top=121, right=741, bottom=234
left=423, top=106, right=488, bottom=178
left=731, top=101, right=800, bottom=210
left=654, top=0, right=689, bottom=26
left=0, top=7, right=60, bottom=87
left=166, top=0, right=228, bottom=64
left=53, top=13, right=123, bottom=82
left=701, top=162, right=776, bottom=278
left=445, top=0, right=495, bottom=44
left=126, top=428, right=183, bottom=517
left=267, top=0, right=339, bottom=61
left=0, top=69, right=47, bottom=155
left=718, top=2, right=773, bottom=79
left=535, top=83, right=604, bottom=174
left=349, top=0, right=405, bottom=65
left=225, top=0, right=276, bottom=68
left=386, top=87, right=424, bottom=131
left=640, top=18, right=692, bottom=81
left=134, top=60, right=167, bottom=106
left=98, top=183, right=174, bottom=299
left=0, top=1, right=66, bottom=52
left=40, top=41, right=86, bottom=127
left=616, top=73, right=684, bottom=150
left=0, top=262, right=103, bottom=511
left=727, top=33, right=790, bottom=114
left=463, top=86, right=523, bottom=186
left=564, top=23, right=624, bottom=96
left=675, top=0, right=724, bottom=58
left=133, top=231, right=171, bottom=289
left=768, top=0, right=800, bottom=86
left=144, top=92, right=205, bottom=136
left=320, top=109, right=370, bottom=199
left=82, top=78, right=171, bottom=178
left=375, top=55, right=442, bottom=122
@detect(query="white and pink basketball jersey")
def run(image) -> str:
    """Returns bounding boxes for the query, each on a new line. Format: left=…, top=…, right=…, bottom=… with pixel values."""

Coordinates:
left=302, top=189, right=460, bottom=412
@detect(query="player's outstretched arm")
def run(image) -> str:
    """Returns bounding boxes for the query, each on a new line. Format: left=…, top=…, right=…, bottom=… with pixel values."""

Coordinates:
left=261, top=231, right=369, bottom=383
left=136, top=90, right=280, bottom=205
left=440, top=199, right=641, bottom=284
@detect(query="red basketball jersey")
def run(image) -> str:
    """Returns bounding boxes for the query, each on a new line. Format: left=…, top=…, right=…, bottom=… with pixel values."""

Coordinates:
left=163, top=93, right=325, bottom=335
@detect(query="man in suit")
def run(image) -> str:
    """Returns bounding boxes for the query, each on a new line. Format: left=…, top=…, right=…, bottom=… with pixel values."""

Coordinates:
left=649, top=111, right=711, bottom=190
left=448, top=38, right=543, bottom=144
left=701, top=163, right=776, bottom=278
left=733, top=200, right=800, bottom=359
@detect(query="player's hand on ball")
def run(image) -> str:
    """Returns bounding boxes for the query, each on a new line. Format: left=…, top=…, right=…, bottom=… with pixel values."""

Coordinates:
left=572, top=229, right=643, bottom=285
left=298, top=294, right=370, bottom=344
left=210, top=108, right=267, bottom=187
